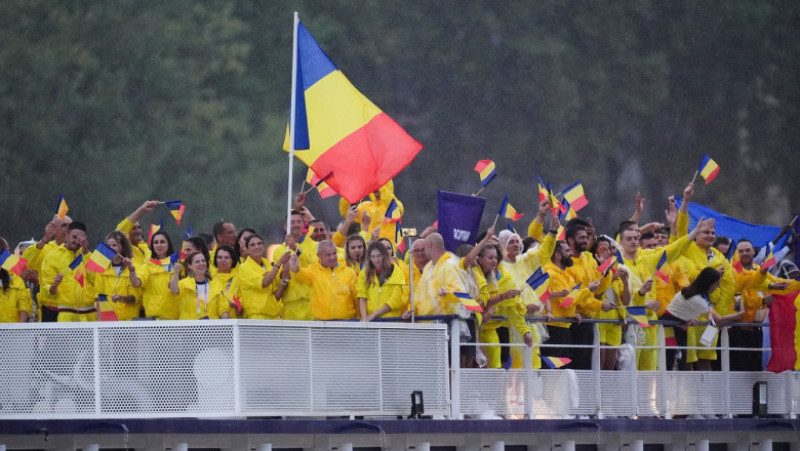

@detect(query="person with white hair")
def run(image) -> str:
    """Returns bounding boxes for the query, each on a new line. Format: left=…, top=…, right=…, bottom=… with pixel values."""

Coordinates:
left=497, top=201, right=560, bottom=369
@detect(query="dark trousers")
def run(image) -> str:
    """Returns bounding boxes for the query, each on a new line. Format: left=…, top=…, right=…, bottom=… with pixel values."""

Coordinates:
left=728, top=326, right=764, bottom=371
left=569, top=322, right=594, bottom=370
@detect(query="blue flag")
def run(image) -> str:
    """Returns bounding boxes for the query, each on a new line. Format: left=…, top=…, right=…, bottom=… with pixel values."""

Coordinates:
left=675, top=197, right=788, bottom=250
left=437, top=190, right=485, bottom=253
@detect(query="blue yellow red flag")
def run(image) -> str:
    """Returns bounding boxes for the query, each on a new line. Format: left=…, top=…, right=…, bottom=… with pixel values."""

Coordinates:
left=384, top=199, right=401, bottom=223
left=0, top=250, right=27, bottom=276
left=542, top=356, right=571, bottom=369
left=627, top=306, right=651, bottom=328
left=537, top=176, right=548, bottom=203
left=305, top=168, right=336, bottom=199
left=562, top=182, right=588, bottom=211
left=453, top=291, right=483, bottom=312
left=697, top=154, right=720, bottom=184
left=54, top=194, right=69, bottom=219
left=474, top=160, right=497, bottom=187
left=283, top=21, right=422, bottom=204
left=97, top=294, right=118, bottom=321
left=498, top=195, right=524, bottom=221
left=654, top=250, right=670, bottom=283
left=86, top=243, right=116, bottom=273
left=69, top=254, right=85, bottom=287
left=165, top=201, right=185, bottom=225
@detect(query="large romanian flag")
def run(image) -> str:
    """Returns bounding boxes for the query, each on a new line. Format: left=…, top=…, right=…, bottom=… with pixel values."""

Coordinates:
left=767, top=291, right=800, bottom=372
left=284, top=21, right=423, bottom=204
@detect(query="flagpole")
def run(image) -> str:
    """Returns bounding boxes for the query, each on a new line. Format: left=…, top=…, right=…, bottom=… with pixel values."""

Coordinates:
left=473, top=186, right=485, bottom=196
left=690, top=170, right=699, bottom=186
left=286, top=12, right=300, bottom=232
left=492, top=214, right=500, bottom=230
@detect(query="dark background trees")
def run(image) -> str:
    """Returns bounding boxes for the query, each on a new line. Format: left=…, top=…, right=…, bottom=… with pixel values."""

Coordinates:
left=2, top=1, right=797, bottom=244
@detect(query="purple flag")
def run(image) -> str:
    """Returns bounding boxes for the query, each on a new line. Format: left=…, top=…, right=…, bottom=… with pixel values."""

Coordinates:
left=437, top=190, right=485, bottom=253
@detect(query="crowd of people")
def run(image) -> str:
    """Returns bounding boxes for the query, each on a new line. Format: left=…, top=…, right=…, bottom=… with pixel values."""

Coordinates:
left=2, top=179, right=799, bottom=373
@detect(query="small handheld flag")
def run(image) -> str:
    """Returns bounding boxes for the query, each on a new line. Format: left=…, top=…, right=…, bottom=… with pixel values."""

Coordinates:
left=148, top=217, right=164, bottom=246
left=560, top=199, right=577, bottom=221
left=97, top=294, right=119, bottom=321
left=761, top=243, right=777, bottom=270
left=562, top=182, right=588, bottom=211
left=696, top=154, right=720, bottom=185
left=474, top=160, right=497, bottom=188
left=542, top=355, right=571, bottom=369
left=69, top=254, right=85, bottom=287
left=654, top=251, right=670, bottom=283
left=525, top=268, right=550, bottom=291
left=86, top=243, right=117, bottom=273
left=537, top=176, right=548, bottom=203
left=0, top=250, right=28, bottom=276
left=732, top=259, right=744, bottom=274
left=498, top=195, right=524, bottom=222
left=54, top=194, right=69, bottom=219
left=165, top=200, right=186, bottom=225
left=596, top=255, right=616, bottom=275
left=559, top=282, right=582, bottom=308
left=627, top=306, right=652, bottom=328
left=384, top=198, right=401, bottom=223
left=305, top=168, right=336, bottom=198
left=184, top=224, right=194, bottom=240
left=453, top=291, right=483, bottom=312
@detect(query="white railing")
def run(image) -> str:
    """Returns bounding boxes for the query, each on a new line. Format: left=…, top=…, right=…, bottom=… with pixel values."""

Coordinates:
left=0, top=320, right=449, bottom=419
left=0, top=318, right=797, bottom=420
left=453, top=320, right=800, bottom=419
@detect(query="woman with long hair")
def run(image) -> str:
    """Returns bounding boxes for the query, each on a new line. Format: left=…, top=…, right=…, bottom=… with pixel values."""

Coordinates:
left=92, top=230, right=141, bottom=320
left=169, top=252, right=226, bottom=319
left=344, top=234, right=366, bottom=274
left=357, top=241, right=406, bottom=321
left=133, top=230, right=180, bottom=319
left=237, top=234, right=290, bottom=319
left=0, top=237, right=32, bottom=322
left=210, top=245, right=240, bottom=319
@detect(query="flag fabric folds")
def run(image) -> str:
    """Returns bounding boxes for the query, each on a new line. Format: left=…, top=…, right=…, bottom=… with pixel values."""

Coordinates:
left=627, top=306, right=651, bottom=328
left=453, top=291, right=483, bottom=312
left=165, top=201, right=185, bottom=225
left=525, top=268, right=550, bottom=291
left=536, top=176, right=548, bottom=203
left=69, top=254, right=85, bottom=288
left=675, top=196, right=788, bottom=251
left=654, top=251, right=670, bottom=283
left=498, top=195, right=524, bottom=221
left=184, top=224, right=194, bottom=240
left=762, top=244, right=777, bottom=270
left=86, top=243, right=116, bottom=273
left=474, top=160, right=497, bottom=187
left=596, top=256, right=616, bottom=275
left=54, top=194, right=69, bottom=219
left=384, top=198, right=401, bottom=223
left=305, top=168, right=336, bottom=199
left=559, top=283, right=581, bottom=308
left=766, top=291, right=800, bottom=372
left=697, top=154, right=720, bottom=184
left=560, top=199, right=577, bottom=221
left=97, top=294, right=119, bottom=321
left=542, top=356, right=571, bottom=369
left=283, top=21, right=422, bottom=204
left=0, top=250, right=27, bottom=276
left=561, top=182, right=588, bottom=211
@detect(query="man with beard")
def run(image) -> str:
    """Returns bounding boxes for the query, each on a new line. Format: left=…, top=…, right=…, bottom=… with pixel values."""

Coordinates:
left=543, top=241, right=594, bottom=367
left=564, top=220, right=613, bottom=369
left=730, top=239, right=798, bottom=371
